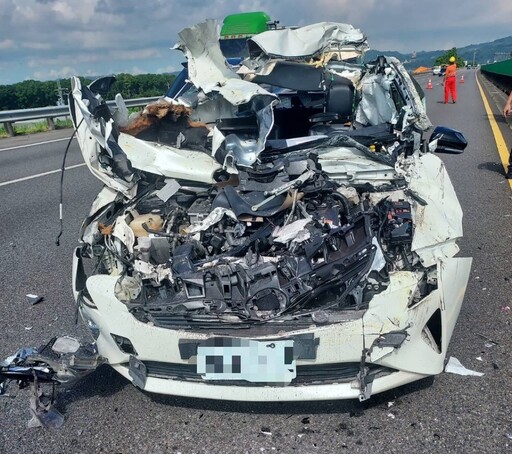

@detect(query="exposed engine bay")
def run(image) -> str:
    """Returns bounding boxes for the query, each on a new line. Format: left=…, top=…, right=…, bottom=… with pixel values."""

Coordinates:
left=71, top=20, right=440, bottom=332
left=83, top=154, right=420, bottom=328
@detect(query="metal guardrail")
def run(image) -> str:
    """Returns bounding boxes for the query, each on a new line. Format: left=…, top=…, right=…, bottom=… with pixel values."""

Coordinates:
left=0, top=96, right=159, bottom=137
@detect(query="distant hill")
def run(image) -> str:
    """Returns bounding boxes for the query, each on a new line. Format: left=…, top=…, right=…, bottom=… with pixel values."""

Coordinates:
left=365, top=35, right=512, bottom=69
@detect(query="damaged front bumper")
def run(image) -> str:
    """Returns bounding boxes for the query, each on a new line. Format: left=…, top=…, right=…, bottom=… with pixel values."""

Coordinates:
left=73, top=253, right=471, bottom=401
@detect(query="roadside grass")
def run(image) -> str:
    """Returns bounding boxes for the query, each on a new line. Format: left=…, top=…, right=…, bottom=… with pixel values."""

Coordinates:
left=0, top=118, right=73, bottom=138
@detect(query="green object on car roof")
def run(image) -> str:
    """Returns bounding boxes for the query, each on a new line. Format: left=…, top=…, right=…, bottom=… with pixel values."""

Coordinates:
left=220, top=11, right=271, bottom=39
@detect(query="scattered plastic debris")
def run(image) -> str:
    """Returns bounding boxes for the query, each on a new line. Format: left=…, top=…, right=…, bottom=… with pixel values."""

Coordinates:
left=24, top=326, right=33, bottom=331
left=28, top=381, right=64, bottom=429
left=387, top=401, right=395, bottom=408
left=501, top=306, right=511, bottom=314
left=476, top=333, right=498, bottom=347
left=476, top=356, right=483, bottom=361
left=261, top=427, right=272, bottom=436
left=506, top=432, right=512, bottom=440
left=445, top=356, right=484, bottom=377
left=387, top=413, right=396, bottom=419
left=52, top=336, right=80, bottom=354
left=26, top=294, right=44, bottom=305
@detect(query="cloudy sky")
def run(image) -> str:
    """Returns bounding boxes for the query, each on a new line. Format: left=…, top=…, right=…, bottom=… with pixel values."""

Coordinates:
left=1, top=0, right=511, bottom=84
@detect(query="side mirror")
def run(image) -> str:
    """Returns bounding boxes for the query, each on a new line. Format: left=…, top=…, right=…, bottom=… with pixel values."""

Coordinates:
left=429, top=126, right=468, bottom=153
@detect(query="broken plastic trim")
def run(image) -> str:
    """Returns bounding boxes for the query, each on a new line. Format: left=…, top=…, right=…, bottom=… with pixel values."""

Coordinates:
left=0, top=337, right=104, bottom=390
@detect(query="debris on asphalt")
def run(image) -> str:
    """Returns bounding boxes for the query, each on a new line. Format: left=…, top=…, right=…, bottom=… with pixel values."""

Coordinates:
left=445, top=356, right=484, bottom=377
left=0, top=337, right=104, bottom=428
left=26, top=294, right=44, bottom=305
left=476, top=333, right=498, bottom=347
left=260, top=427, right=272, bottom=436
left=501, top=306, right=511, bottom=314
left=24, top=326, right=33, bottom=331
left=476, top=356, right=483, bottom=361
left=387, top=413, right=396, bottom=419
left=28, top=380, right=64, bottom=429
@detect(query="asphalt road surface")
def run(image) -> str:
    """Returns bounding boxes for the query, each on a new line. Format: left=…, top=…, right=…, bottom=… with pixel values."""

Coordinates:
left=0, top=69, right=511, bottom=453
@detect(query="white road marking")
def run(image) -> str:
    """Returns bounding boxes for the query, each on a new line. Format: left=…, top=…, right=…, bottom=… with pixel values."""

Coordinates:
left=0, top=136, right=76, bottom=152
left=0, top=163, right=86, bottom=188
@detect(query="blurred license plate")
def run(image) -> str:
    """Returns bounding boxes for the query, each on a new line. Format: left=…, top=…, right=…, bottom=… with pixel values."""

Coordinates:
left=196, top=338, right=295, bottom=384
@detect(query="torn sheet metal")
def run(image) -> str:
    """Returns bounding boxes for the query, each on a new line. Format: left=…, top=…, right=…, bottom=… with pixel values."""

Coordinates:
left=355, top=57, right=430, bottom=131
left=175, top=20, right=279, bottom=167
left=223, top=98, right=278, bottom=168
left=355, top=72, right=398, bottom=126
left=70, top=77, right=137, bottom=197
left=248, top=22, right=369, bottom=59
left=176, top=20, right=276, bottom=106
left=403, top=153, right=463, bottom=267
left=118, top=133, right=224, bottom=184
left=387, top=57, right=431, bottom=131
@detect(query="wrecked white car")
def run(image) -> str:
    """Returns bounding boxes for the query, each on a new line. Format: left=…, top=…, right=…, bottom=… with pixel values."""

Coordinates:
left=2, top=20, right=471, bottom=403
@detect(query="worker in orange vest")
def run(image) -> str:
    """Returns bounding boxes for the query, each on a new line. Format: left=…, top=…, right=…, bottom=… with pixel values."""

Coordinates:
left=444, top=56, right=457, bottom=104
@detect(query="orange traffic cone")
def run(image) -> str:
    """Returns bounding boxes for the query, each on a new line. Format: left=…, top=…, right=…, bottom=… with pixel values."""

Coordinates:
left=460, top=75, right=464, bottom=84
left=427, top=79, right=433, bottom=89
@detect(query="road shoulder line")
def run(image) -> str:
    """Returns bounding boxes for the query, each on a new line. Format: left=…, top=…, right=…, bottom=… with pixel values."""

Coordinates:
left=476, top=72, right=512, bottom=189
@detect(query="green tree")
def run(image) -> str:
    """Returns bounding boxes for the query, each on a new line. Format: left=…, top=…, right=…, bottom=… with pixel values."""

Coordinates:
left=0, top=85, right=18, bottom=110
left=0, top=73, right=176, bottom=111
left=434, top=48, right=465, bottom=67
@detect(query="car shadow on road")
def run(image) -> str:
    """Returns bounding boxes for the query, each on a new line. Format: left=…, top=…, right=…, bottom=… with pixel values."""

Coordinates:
left=49, top=363, right=436, bottom=417
left=478, top=161, right=506, bottom=176
left=146, top=376, right=435, bottom=415
left=55, top=364, right=129, bottom=414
